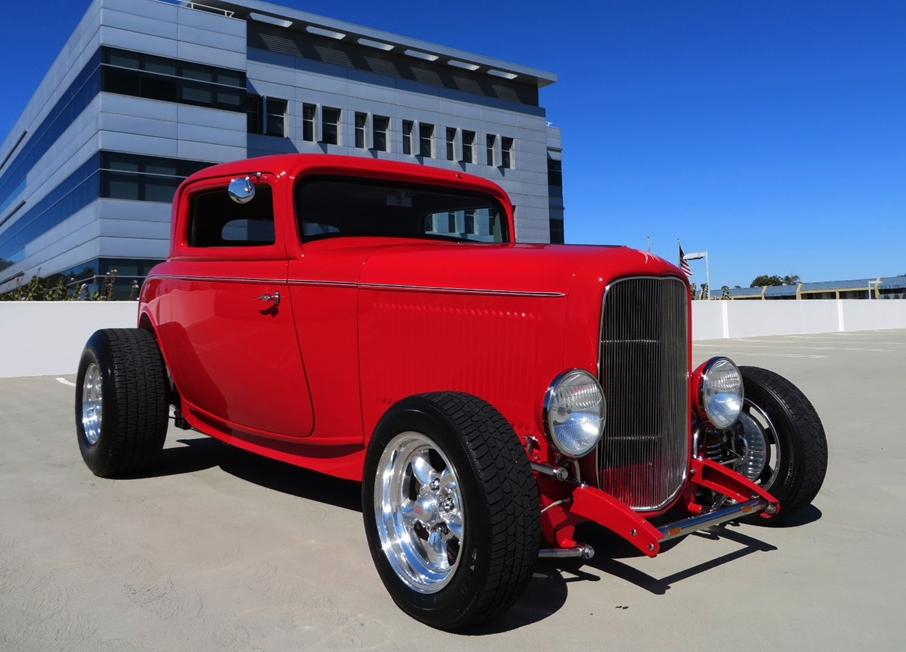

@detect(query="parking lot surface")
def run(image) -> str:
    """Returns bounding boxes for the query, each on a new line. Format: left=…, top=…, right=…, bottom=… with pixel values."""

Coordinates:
left=1, top=329, right=904, bottom=651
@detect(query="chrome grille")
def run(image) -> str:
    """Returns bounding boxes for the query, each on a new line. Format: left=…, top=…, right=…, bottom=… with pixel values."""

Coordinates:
left=597, top=277, right=689, bottom=510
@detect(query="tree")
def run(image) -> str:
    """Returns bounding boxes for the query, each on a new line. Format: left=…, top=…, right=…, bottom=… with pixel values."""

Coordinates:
left=750, top=275, right=784, bottom=288
left=782, top=274, right=801, bottom=285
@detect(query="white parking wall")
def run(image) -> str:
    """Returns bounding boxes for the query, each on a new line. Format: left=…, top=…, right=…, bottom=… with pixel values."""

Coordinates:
left=0, top=302, right=137, bottom=378
left=690, top=298, right=906, bottom=340
left=1, top=299, right=905, bottom=378
left=722, top=299, right=841, bottom=339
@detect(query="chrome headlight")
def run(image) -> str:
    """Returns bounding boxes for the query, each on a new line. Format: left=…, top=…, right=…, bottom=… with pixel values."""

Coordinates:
left=699, top=357, right=743, bottom=430
left=543, top=370, right=606, bottom=458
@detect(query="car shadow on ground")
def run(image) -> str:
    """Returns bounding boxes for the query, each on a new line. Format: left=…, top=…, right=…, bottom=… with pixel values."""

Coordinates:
left=121, top=436, right=224, bottom=477
left=560, top=522, right=780, bottom=596
left=122, top=435, right=818, bottom=632
left=123, top=436, right=363, bottom=512
left=216, top=440, right=363, bottom=512
left=135, top=435, right=573, bottom=631
left=460, top=564, right=570, bottom=634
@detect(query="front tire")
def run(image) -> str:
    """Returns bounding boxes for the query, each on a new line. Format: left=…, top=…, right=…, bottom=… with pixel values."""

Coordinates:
left=362, top=392, right=539, bottom=630
left=739, top=366, right=828, bottom=522
left=76, top=329, right=169, bottom=477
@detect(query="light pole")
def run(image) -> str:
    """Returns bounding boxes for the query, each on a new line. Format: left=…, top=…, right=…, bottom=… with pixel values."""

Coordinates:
left=683, top=250, right=710, bottom=299
left=868, top=278, right=881, bottom=299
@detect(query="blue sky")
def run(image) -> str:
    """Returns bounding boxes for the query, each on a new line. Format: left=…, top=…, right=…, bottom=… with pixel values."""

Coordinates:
left=2, top=0, right=904, bottom=288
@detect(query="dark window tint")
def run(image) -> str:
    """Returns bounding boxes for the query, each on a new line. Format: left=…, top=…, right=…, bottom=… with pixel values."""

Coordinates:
left=419, top=123, right=434, bottom=157
left=373, top=115, right=389, bottom=152
left=295, top=177, right=507, bottom=244
left=265, top=98, right=287, bottom=137
left=461, top=130, right=475, bottom=164
left=547, top=158, right=562, bottom=186
left=302, top=104, right=316, bottom=141
left=189, top=185, right=275, bottom=247
left=355, top=112, right=367, bottom=149
left=446, top=128, right=456, bottom=161
left=549, top=217, right=564, bottom=244
left=100, top=152, right=211, bottom=203
left=486, top=134, right=496, bottom=166
left=246, top=94, right=262, bottom=134
left=501, top=137, right=514, bottom=169
left=402, top=120, right=413, bottom=155
left=321, top=107, right=340, bottom=145
left=100, top=46, right=245, bottom=113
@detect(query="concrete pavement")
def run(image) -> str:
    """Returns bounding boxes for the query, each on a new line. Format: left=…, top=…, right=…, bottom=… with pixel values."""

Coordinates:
left=1, top=329, right=904, bottom=650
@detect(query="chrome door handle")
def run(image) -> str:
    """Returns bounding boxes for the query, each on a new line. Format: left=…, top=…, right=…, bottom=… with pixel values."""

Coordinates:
left=254, top=290, right=280, bottom=307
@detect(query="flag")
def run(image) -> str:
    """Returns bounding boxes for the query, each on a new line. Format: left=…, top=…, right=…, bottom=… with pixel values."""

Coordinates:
left=678, top=243, right=692, bottom=277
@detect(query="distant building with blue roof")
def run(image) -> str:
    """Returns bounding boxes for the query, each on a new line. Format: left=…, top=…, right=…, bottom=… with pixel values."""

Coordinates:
left=726, top=275, right=906, bottom=300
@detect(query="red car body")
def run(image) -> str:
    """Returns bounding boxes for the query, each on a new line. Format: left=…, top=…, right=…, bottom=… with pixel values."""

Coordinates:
left=136, top=154, right=777, bottom=561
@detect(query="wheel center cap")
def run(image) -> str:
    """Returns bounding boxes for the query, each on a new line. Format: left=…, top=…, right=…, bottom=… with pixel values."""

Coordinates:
left=413, top=494, right=438, bottom=523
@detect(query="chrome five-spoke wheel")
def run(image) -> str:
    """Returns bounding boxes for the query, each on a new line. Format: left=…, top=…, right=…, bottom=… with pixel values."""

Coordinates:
left=374, top=431, right=464, bottom=593
left=362, top=392, right=539, bottom=630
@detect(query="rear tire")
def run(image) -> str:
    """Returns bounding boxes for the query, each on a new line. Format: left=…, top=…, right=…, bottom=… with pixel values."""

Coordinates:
left=362, top=392, right=539, bottom=630
left=76, top=329, right=169, bottom=477
left=739, top=366, right=828, bottom=523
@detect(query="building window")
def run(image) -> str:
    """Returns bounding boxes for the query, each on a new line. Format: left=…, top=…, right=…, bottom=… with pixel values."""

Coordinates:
left=464, top=209, right=475, bottom=234
left=461, top=130, right=475, bottom=164
left=101, top=46, right=245, bottom=113
left=302, top=103, right=316, bottom=142
left=547, top=157, right=562, bottom=187
left=419, top=123, right=434, bottom=158
left=550, top=217, right=564, bottom=244
left=354, top=112, right=367, bottom=149
left=486, top=134, right=496, bottom=166
left=321, top=107, right=341, bottom=145
left=265, top=98, right=287, bottom=137
left=100, top=152, right=212, bottom=204
left=246, top=94, right=263, bottom=134
left=446, top=128, right=457, bottom=161
left=501, top=137, right=514, bottom=169
left=373, top=115, right=389, bottom=152
left=402, top=120, right=414, bottom=155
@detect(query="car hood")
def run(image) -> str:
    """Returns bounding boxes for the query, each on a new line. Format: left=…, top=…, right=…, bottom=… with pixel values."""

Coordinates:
left=352, top=240, right=685, bottom=295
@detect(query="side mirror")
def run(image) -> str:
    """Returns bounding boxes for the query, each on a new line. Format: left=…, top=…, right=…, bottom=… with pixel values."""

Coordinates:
left=228, top=176, right=255, bottom=204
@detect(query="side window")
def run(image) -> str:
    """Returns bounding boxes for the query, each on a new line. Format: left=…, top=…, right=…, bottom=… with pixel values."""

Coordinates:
left=188, top=185, right=275, bottom=247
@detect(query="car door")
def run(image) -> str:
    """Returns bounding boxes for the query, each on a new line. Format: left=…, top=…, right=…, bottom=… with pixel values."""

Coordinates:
left=159, top=173, right=314, bottom=440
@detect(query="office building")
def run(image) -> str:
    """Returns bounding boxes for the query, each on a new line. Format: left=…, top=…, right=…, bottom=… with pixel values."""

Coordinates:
left=0, top=0, right=562, bottom=295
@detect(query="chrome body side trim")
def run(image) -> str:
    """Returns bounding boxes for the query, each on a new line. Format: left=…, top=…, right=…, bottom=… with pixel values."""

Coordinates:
left=147, top=274, right=564, bottom=297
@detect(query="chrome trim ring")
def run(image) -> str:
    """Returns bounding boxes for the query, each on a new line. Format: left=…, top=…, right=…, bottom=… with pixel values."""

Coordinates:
left=81, top=362, right=103, bottom=445
left=374, top=431, right=463, bottom=594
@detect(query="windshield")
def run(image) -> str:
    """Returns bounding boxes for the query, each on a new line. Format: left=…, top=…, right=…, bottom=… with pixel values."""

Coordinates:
left=295, top=176, right=507, bottom=243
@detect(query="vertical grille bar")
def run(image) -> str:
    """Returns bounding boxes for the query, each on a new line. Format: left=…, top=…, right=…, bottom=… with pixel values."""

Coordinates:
left=598, top=277, right=689, bottom=510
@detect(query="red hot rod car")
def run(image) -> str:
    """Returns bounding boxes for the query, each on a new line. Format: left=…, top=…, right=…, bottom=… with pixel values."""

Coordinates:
left=76, top=154, right=827, bottom=630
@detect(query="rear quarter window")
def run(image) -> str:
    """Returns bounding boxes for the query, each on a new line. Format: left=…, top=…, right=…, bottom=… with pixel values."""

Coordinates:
left=188, top=185, right=275, bottom=247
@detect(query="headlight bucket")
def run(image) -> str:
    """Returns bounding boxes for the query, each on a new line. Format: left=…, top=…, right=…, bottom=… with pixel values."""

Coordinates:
left=695, top=357, right=744, bottom=430
left=543, top=369, right=606, bottom=458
